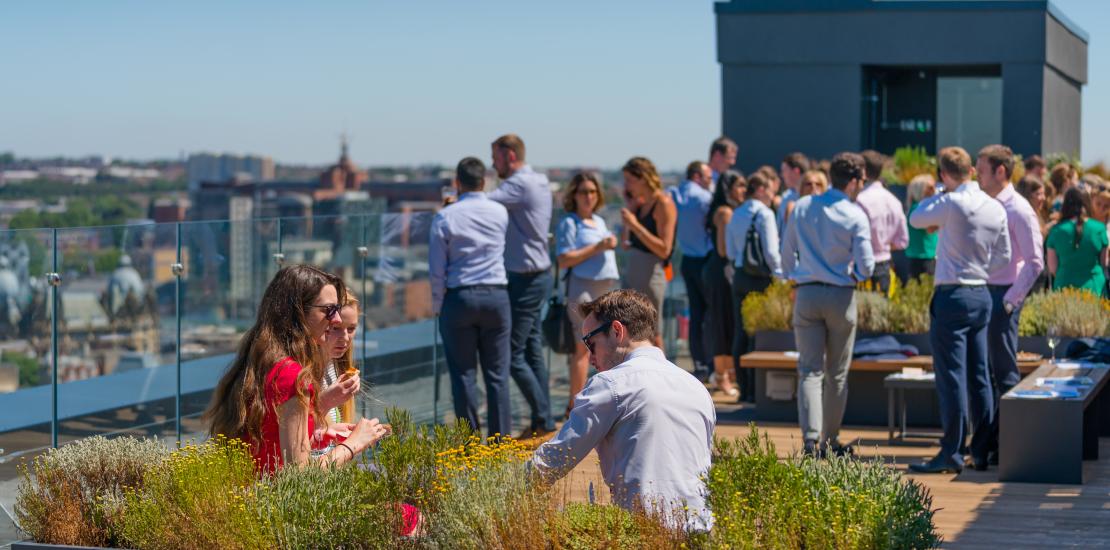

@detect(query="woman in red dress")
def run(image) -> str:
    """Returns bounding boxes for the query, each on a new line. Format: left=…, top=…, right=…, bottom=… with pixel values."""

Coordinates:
left=204, top=265, right=420, bottom=535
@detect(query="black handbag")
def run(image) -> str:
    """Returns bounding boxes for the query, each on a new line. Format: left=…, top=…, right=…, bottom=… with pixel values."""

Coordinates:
left=542, top=267, right=577, bottom=354
left=742, top=219, right=772, bottom=277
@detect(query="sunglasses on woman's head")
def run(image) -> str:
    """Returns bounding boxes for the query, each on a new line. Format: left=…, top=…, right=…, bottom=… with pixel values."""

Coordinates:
left=309, top=303, right=342, bottom=320
left=581, top=319, right=614, bottom=355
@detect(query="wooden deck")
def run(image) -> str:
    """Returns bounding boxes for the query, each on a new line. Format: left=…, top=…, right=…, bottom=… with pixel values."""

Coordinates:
left=554, top=400, right=1110, bottom=549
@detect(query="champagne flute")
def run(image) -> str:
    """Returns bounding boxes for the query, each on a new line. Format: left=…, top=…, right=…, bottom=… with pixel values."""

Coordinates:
left=1047, top=325, right=1060, bottom=365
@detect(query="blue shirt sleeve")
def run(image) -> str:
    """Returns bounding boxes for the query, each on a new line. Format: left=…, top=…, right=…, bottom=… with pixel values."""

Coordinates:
left=555, top=215, right=577, bottom=256
left=782, top=207, right=798, bottom=278
left=488, top=177, right=525, bottom=209
left=429, top=211, right=449, bottom=314
left=756, top=208, right=783, bottom=278
left=850, top=211, right=876, bottom=281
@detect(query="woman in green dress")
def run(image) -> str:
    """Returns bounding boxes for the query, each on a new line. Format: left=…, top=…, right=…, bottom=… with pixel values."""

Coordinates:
left=904, top=174, right=938, bottom=281
left=1046, top=187, right=1109, bottom=296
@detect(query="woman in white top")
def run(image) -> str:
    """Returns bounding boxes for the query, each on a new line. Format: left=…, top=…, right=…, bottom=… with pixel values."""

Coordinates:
left=556, top=172, right=619, bottom=418
left=320, top=295, right=361, bottom=425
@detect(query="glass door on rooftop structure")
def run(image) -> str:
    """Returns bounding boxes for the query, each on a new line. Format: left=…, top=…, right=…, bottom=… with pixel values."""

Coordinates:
left=863, top=66, right=1002, bottom=157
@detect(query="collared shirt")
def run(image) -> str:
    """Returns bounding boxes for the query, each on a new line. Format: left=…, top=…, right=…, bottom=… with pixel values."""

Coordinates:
left=668, top=180, right=714, bottom=258
left=531, top=346, right=716, bottom=532
left=775, top=187, right=798, bottom=236
left=555, top=213, right=620, bottom=281
left=488, top=165, right=552, bottom=273
left=855, top=181, right=909, bottom=263
left=782, top=189, right=875, bottom=286
left=909, top=181, right=1011, bottom=286
left=987, top=185, right=1045, bottom=306
left=428, top=192, right=508, bottom=314
left=725, top=199, right=783, bottom=278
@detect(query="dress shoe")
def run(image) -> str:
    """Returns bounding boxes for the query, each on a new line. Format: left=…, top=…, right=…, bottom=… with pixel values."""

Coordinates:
left=827, top=442, right=855, bottom=458
left=909, top=456, right=963, bottom=474
left=969, top=456, right=989, bottom=471
left=802, top=440, right=820, bottom=458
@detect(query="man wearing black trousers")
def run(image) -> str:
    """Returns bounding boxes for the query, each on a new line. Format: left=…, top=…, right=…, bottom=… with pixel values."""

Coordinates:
left=489, top=134, right=556, bottom=439
left=909, top=147, right=1011, bottom=474
left=669, top=161, right=715, bottom=382
left=979, top=144, right=1044, bottom=467
left=430, top=157, right=512, bottom=437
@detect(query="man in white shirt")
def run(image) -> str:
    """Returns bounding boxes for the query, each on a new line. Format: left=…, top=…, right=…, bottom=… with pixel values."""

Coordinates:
left=908, top=146, right=1011, bottom=474
left=530, top=289, right=716, bottom=532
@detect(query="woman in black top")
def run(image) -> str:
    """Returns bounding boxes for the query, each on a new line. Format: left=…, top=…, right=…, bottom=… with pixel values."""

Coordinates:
left=702, top=171, right=745, bottom=397
left=619, top=157, right=677, bottom=346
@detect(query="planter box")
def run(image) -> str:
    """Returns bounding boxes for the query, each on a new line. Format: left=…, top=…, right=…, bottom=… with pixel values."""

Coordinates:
left=13, top=543, right=122, bottom=550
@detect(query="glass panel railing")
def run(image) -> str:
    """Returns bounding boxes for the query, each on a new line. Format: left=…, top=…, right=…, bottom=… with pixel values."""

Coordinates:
left=54, top=222, right=179, bottom=444
left=0, top=227, right=57, bottom=463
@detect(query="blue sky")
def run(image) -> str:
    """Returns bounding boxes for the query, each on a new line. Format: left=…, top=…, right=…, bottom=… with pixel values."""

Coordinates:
left=0, top=0, right=1106, bottom=170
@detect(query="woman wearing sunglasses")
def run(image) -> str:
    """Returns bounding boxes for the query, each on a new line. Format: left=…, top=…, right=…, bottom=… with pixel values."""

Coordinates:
left=205, top=264, right=391, bottom=474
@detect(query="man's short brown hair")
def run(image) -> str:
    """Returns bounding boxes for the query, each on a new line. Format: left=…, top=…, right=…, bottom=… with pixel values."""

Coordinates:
left=746, top=172, right=772, bottom=198
left=937, top=146, right=973, bottom=180
left=709, top=136, right=737, bottom=159
left=686, top=161, right=707, bottom=180
left=492, top=134, right=526, bottom=161
left=860, top=150, right=887, bottom=181
left=577, top=289, right=657, bottom=342
left=1024, top=154, right=1046, bottom=171
left=978, top=144, right=1015, bottom=180
left=782, top=152, right=810, bottom=173
left=561, top=172, right=605, bottom=213
left=828, top=152, right=865, bottom=190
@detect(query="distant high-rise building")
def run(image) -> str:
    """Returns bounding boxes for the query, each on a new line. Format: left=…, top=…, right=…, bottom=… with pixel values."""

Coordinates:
left=186, top=153, right=274, bottom=192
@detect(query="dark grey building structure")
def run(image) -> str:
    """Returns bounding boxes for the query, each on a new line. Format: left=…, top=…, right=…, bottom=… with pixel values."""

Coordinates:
left=715, top=0, right=1088, bottom=171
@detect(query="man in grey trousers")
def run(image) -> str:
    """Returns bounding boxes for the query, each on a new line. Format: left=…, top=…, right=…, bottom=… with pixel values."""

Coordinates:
left=781, top=152, right=875, bottom=457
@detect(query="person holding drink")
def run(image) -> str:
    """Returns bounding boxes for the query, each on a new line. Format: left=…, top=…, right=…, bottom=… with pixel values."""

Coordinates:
left=555, top=172, right=620, bottom=417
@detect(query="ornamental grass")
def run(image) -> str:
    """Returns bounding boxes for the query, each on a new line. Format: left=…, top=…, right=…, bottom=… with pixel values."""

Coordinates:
left=1018, top=287, right=1110, bottom=337
left=705, top=426, right=939, bottom=550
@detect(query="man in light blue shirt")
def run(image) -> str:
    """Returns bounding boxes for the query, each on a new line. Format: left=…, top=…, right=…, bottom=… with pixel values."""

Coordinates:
left=489, top=134, right=556, bottom=438
left=531, top=290, right=715, bottom=533
left=430, top=157, right=511, bottom=438
left=781, top=153, right=874, bottom=456
left=708, top=136, right=738, bottom=189
left=667, top=160, right=714, bottom=381
left=776, top=152, right=810, bottom=235
left=724, top=172, right=783, bottom=402
left=908, top=146, right=1011, bottom=475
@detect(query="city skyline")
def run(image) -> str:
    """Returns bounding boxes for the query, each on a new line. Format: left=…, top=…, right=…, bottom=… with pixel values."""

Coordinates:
left=2, top=0, right=1108, bottom=170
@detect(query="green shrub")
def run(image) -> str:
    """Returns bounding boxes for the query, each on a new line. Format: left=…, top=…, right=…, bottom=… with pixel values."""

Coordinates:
left=891, top=146, right=934, bottom=185
left=15, top=436, right=169, bottom=547
left=1019, top=288, right=1110, bottom=337
left=118, top=436, right=274, bottom=550
left=856, top=290, right=895, bottom=334
left=887, top=274, right=933, bottom=334
left=253, top=463, right=401, bottom=549
left=742, top=279, right=795, bottom=334
left=706, top=427, right=939, bottom=550
left=546, top=502, right=694, bottom=550
left=373, top=407, right=472, bottom=512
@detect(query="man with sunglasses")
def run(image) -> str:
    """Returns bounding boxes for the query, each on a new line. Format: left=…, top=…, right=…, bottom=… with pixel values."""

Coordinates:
left=530, top=289, right=715, bottom=532
left=430, top=156, right=512, bottom=439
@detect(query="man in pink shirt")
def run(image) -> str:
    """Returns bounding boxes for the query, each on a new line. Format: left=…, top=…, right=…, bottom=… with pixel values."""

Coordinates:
left=979, top=144, right=1045, bottom=468
left=855, top=150, right=909, bottom=294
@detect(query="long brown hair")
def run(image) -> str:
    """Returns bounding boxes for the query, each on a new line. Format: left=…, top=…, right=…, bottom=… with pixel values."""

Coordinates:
left=1059, top=187, right=1092, bottom=249
left=205, top=264, right=345, bottom=445
left=332, top=295, right=360, bottom=423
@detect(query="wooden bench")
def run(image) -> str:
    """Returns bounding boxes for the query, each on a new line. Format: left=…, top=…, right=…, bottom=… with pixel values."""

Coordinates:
left=999, top=361, right=1110, bottom=484
left=740, top=351, right=1042, bottom=427
left=740, top=351, right=1042, bottom=374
